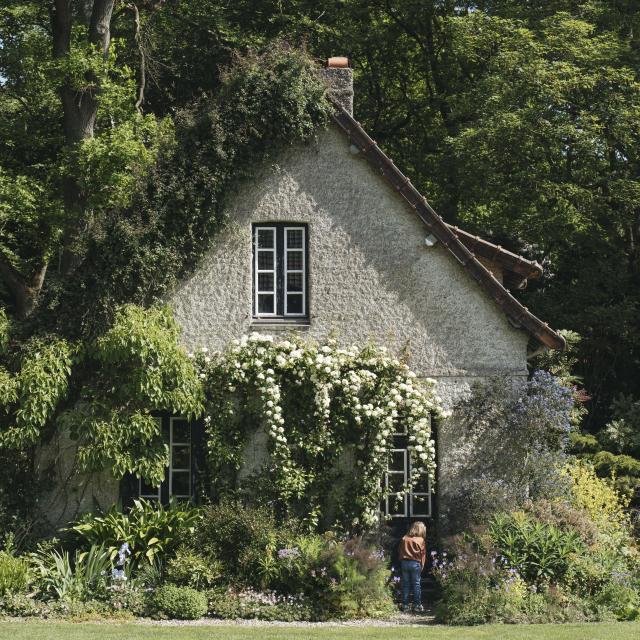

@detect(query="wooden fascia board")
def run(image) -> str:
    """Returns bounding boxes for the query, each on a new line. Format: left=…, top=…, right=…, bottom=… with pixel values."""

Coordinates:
left=330, top=107, right=565, bottom=351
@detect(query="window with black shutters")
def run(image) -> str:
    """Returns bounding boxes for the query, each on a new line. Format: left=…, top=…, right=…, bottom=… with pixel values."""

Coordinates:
left=383, top=423, right=433, bottom=519
left=137, top=416, right=195, bottom=502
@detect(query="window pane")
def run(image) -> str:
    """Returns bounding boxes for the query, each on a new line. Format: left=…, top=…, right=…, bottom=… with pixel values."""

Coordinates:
left=388, top=493, right=406, bottom=517
left=287, top=229, right=303, bottom=249
left=387, top=473, right=405, bottom=494
left=257, top=229, right=274, bottom=248
left=172, top=445, right=191, bottom=470
left=258, top=294, right=274, bottom=314
left=171, top=471, right=190, bottom=497
left=286, top=294, right=303, bottom=314
left=287, top=251, right=303, bottom=271
left=413, top=474, right=430, bottom=494
left=172, top=419, right=190, bottom=443
left=258, top=273, right=274, bottom=292
left=287, top=273, right=303, bottom=292
left=411, top=494, right=430, bottom=517
left=390, top=450, right=406, bottom=472
left=258, top=251, right=274, bottom=270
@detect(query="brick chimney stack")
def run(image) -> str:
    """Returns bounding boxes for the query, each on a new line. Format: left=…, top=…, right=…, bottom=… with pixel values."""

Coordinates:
left=319, top=57, right=353, bottom=116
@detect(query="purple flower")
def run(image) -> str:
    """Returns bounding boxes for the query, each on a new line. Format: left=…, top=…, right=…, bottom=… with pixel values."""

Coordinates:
left=277, top=547, right=301, bottom=560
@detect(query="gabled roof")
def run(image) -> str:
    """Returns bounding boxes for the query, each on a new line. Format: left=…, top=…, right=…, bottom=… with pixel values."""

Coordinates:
left=330, top=105, right=565, bottom=351
left=447, top=225, right=543, bottom=290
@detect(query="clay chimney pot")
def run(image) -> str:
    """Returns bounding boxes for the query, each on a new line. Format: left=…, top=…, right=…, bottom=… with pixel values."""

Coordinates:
left=327, top=56, right=349, bottom=68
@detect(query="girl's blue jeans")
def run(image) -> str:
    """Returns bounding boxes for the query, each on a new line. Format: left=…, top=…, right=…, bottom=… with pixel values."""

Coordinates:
left=400, top=559, right=422, bottom=607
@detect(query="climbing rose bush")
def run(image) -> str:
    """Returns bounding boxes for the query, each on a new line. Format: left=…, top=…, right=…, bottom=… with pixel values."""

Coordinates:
left=194, top=334, right=447, bottom=529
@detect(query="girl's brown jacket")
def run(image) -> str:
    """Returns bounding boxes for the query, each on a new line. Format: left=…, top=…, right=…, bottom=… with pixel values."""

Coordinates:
left=398, top=535, right=426, bottom=569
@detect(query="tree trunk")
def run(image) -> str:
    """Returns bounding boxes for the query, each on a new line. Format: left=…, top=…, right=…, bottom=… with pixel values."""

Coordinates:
left=52, top=0, right=115, bottom=275
left=0, top=258, right=48, bottom=320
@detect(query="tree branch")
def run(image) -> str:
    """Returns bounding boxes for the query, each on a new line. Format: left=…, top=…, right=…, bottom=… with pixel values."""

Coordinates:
left=0, top=253, right=48, bottom=319
left=127, top=3, right=146, bottom=112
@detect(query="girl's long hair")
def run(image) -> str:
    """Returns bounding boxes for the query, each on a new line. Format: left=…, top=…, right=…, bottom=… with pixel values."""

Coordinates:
left=407, top=521, right=426, bottom=538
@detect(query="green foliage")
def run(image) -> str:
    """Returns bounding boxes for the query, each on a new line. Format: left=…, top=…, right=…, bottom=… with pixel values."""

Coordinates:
left=40, top=43, right=332, bottom=337
left=434, top=459, right=640, bottom=624
left=189, top=501, right=393, bottom=620
left=165, top=547, right=223, bottom=591
left=0, top=337, right=73, bottom=449
left=207, top=589, right=314, bottom=621
left=446, top=373, right=574, bottom=531
left=0, top=551, right=30, bottom=596
left=562, top=460, right=631, bottom=534
left=191, top=500, right=284, bottom=587
left=0, top=309, right=8, bottom=354
left=489, top=513, right=584, bottom=585
left=29, top=544, right=111, bottom=602
left=151, top=584, right=207, bottom=620
left=59, top=304, right=203, bottom=484
left=68, top=499, right=201, bottom=568
left=199, top=334, right=441, bottom=530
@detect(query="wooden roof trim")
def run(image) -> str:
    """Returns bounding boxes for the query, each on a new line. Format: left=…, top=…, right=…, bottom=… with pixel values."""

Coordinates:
left=447, top=225, right=543, bottom=281
left=331, top=106, right=565, bottom=351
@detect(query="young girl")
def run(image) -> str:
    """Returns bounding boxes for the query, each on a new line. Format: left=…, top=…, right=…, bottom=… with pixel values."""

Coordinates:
left=398, top=521, right=426, bottom=612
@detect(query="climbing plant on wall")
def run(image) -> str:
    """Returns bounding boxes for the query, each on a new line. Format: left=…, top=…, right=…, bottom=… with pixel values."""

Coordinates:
left=196, top=333, right=446, bottom=530
left=0, top=305, right=203, bottom=490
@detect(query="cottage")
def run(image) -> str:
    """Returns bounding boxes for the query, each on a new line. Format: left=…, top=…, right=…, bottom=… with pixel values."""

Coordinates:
left=41, top=59, right=564, bottom=529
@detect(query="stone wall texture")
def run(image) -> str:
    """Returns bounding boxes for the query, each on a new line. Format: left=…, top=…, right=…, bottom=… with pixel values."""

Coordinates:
left=168, top=124, right=531, bottom=525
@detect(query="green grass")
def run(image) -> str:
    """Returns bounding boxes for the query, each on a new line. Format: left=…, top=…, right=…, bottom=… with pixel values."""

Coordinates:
left=0, top=621, right=639, bottom=640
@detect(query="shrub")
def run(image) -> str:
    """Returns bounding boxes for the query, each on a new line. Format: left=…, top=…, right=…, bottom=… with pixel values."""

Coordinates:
left=193, top=500, right=285, bottom=586
left=29, top=544, right=112, bottom=601
left=165, top=546, right=223, bottom=590
left=105, top=586, right=149, bottom=617
left=0, top=551, right=30, bottom=595
left=445, top=373, right=574, bottom=532
left=152, top=584, right=207, bottom=620
left=208, top=588, right=315, bottom=621
left=0, top=593, right=48, bottom=617
left=266, top=533, right=393, bottom=619
left=188, top=503, right=393, bottom=619
left=488, top=512, right=584, bottom=585
left=68, top=498, right=201, bottom=568
left=563, top=460, right=630, bottom=532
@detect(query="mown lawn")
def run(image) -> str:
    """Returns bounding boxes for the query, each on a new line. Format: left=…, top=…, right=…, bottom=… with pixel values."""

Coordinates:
left=0, top=621, right=639, bottom=640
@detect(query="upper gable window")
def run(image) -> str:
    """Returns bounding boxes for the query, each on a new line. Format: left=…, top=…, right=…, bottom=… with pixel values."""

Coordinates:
left=253, top=223, right=308, bottom=319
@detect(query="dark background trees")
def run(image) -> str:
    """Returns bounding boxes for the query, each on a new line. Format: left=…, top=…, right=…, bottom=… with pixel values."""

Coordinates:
left=1, top=1, right=639, bottom=497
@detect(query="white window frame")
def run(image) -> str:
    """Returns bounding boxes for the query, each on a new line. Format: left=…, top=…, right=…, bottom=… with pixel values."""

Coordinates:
left=408, top=454, right=432, bottom=517
left=254, top=226, right=277, bottom=318
left=169, top=417, right=191, bottom=499
left=385, top=448, right=408, bottom=518
left=383, top=447, right=433, bottom=518
left=284, top=226, right=306, bottom=317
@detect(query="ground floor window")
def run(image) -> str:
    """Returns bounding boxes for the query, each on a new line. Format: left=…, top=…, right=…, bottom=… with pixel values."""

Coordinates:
left=128, top=415, right=197, bottom=504
left=383, top=427, right=433, bottom=519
